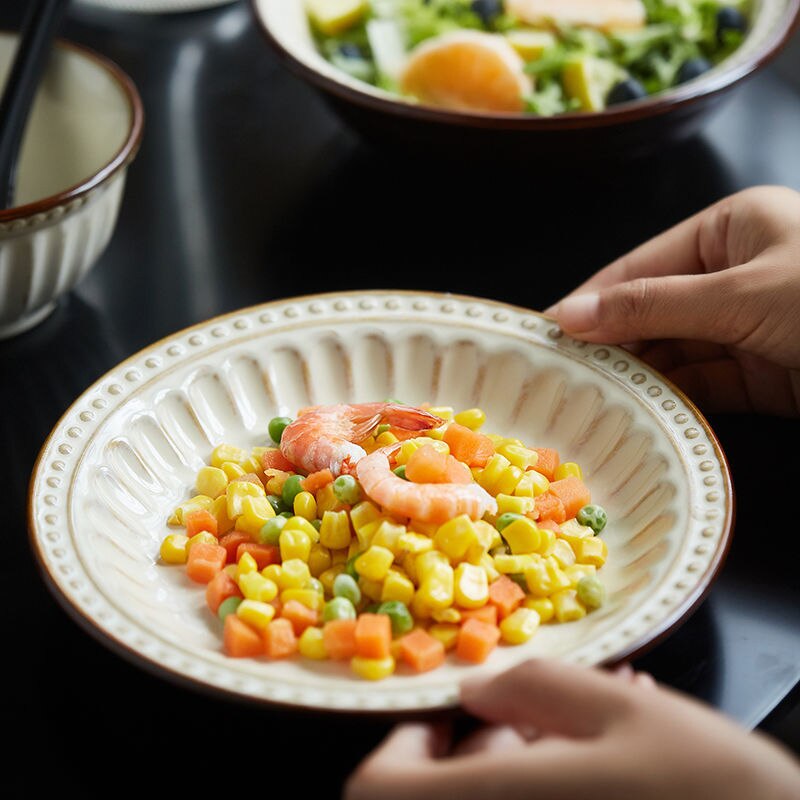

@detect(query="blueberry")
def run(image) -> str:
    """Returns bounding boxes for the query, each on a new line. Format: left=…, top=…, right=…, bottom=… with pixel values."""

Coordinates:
left=676, top=57, right=713, bottom=84
left=716, top=6, right=747, bottom=42
left=470, top=0, right=502, bottom=26
left=606, top=78, right=648, bottom=105
left=338, top=43, right=364, bottom=59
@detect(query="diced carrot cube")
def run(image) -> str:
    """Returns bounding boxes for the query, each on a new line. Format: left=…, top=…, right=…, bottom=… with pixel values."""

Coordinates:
left=223, top=614, right=263, bottom=658
left=456, top=618, right=501, bottom=664
left=185, top=508, right=218, bottom=538
left=532, top=448, right=560, bottom=481
left=405, top=444, right=471, bottom=485
left=218, top=531, right=254, bottom=563
left=206, top=570, right=243, bottom=614
left=458, top=605, right=498, bottom=626
left=261, top=449, right=296, bottom=472
left=281, top=599, right=320, bottom=636
left=263, top=618, right=298, bottom=659
left=398, top=628, right=446, bottom=673
left=533, top=491, right=566, bottom=524
left=354, top=613, right=393, bottom=659
left=488, top=575, right=526, bottom=619
left=186, top=542, right=227, bottom=584
left=548, top=477, right=592, bottom=521
left=323, top=619, right=358, bottom=661
left=302, top=469, right=334, bottom=494
left=236, top=542, right=280, bottom=570
left=443, top=422, right=495, bottom=467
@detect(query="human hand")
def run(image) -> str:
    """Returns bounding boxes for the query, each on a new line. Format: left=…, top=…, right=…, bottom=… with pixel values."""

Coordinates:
left=547, top=185, right=800, bottom=416
left=344, top=659, right=800, bottom=800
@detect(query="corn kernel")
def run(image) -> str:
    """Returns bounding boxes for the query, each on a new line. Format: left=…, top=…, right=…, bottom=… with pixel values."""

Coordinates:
left=279, top=558, right=311, bottom=589
left=351, top=655, right=395, bottom=680
left=398, top=531, right=434, bottom=555
left=500, top=607, right=541, bottom=644
left=477, top=454, right=523, bottom=496
left=298, top=626, right=328, bottom=659
left=493, top=553, right=537, bottom=574
left=497, top=443, right=539, bottom=470
left=187, top=531, right=218, bottom=552
left=350, top=500, right=382, bottom=533
left=238, top=551, right=259, bottom=575
left=523, top=595, right=555, bottom=623
left=238, top=572, right=278, bottom=602
left=431, top=607, right=461, bottom=623
left=554, top=462, right=583, bottom=481
left=495, top=494, right=535, bottom=516
left=280, top=528, right=312, bottom=562
left=557, top=519, right=595, bottom=550
left=415, top=550, right=450, bottom=580
left=308, top=543, right=332, bottom=577
left=410, top=593, right=433, bottom=620
left=355, top=546, right=395, bottom=582
left=210, top=444, right=248, bottom=468
left=427, top=406, right=454, bottom=422
left=280, top=588, right=323, bottom=611
left=474, top=552, right=500, bottom=583
left=358, top=576, right=384, bottom=602
left=381, top=570, right=415, bottom=605
left=195, top=466, right=228, bottom=499
left=524, top=558, right=571, bottom=596
left=529, top=470, right=551, bottom=496
left=418, top=573, right=454, bottom=610
left=316, top=483, right=346, bottom=515
left=265, top=469, right=290, bottom=495
left=236, top=599, right=276, bottom=630
left=241, top=456, right=263, bottom=475
left=573, top=536, right=608, bottom=567
left=454, top=562, right=489, bottom=609
left=551, top=538, right=577, bottom=569
left=454, top=407, right=486, bottom=430
left=429, top=623, right=460, bottom=650
left=512, top=471, right=536, bottom=498
left=396, top=437, right=449, bottom=466
left=293, top=490, right=317, bottom=521
left=221, top=461, right=247, bottom=480
left=330, top=547, right=349, bottom=565
left=408, top=518, right=438, bottom=538
left=400, top=553, right=419, bottom=586
left=235, top=495, right=276, bottom=536
left=347, top=540, right=361, bottom=559
left=226, top=480, right=266, bottom=519
left=262, top=564, right=282, bottom=585
left=284, top=515, right=319, bottom=542
left=375, top=431, right=399, bottom=446
left=160, top=533, right=189, bottom=564
left=564, top=563, right=597, bottom=586
left=371, top=520, right=406, bottom=555
left=319, top=565, right=345, bottom=594
left=538, top=526, right=557, bottom=556
left=501, top=517, right=541, bottom=555
left=210, top=494, right=235, bottom=535
left=319, top=509, right=352, bottom=550
left=434, top=515, right=478, bottom=561
left=551, top=589, right=587, bottom=622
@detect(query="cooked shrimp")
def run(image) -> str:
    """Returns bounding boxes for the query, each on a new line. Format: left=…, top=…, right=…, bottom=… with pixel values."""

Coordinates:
left=279, top=402, right=444, bottom=476
left=356, top=445, right=498, bottom=524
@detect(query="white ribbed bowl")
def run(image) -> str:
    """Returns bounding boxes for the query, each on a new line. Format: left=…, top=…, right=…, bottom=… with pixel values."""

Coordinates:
left=28, top=292, right=734, bottom=713
left=0, top=34, right=143, bottom=340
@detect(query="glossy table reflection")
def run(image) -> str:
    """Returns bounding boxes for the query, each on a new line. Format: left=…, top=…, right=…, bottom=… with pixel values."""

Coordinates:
left=1, top=1, right=799, bottom=795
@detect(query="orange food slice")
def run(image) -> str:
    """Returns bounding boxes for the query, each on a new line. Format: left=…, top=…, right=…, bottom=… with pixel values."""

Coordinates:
left=399, top=30, right=532, bottom=113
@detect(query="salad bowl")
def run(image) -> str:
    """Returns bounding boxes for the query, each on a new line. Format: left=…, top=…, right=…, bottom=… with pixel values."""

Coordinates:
left=28, top=291, right=733, bottom=713
left=251, top=0, right=800, bottom=158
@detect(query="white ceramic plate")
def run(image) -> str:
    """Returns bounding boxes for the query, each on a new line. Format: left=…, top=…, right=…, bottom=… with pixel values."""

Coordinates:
left=28, top=291, right=733, bottom=712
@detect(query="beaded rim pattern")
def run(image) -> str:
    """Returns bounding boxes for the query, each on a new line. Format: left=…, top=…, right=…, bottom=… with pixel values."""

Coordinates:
left=28, top=291, right=734, bottom=713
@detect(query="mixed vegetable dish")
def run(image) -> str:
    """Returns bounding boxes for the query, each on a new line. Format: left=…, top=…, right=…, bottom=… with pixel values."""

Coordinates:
left=161, top=402, right=609, bottom=680
left=305, top=0, right=750, bottom=114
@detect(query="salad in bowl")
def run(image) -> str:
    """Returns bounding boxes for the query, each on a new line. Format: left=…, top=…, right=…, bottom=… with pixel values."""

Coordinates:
left=305, top=0, right=751, bottom=114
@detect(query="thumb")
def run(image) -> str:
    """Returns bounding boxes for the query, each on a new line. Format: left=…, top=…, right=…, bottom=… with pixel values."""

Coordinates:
left=552, top=271, right=749, bottom=345
left=460, top=659, right=643, bottom=738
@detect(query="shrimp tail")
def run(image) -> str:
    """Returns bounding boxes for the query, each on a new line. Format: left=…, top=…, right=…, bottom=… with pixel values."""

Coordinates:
left=381, top=404, right=444, bottom=432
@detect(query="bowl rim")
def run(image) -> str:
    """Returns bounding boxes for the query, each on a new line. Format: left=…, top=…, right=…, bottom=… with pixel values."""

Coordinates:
left=27, top=289, right=735, bottom=714
left=0, top=31, right=144, bottom=224
left=250, top=0, right=800, bottom=130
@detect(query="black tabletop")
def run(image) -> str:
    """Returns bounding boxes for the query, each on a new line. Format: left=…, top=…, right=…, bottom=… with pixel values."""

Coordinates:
left=2, top=1, right=799, bottom=795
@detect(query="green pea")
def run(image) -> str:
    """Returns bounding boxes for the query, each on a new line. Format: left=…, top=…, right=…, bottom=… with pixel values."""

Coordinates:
left=268, top=416, right=293, bottom=444
left=333, top=573, right=362, bottom=605
left=344, top=554, right=361, bottom=581
left=282, top=474, right=305, bottom=508
left=495, top=512, right=525, bottom=532
left=310, top=518, right=322, bottom=531
left=217, top=596, right=242, bottom=622
left=365, top=602, right=381, bottom=614
left=376, top=601, right=414, bottom=636
left=375, top=423, right=391, bottom=435
left=266, top=494, right=286, bottom=515
left=279, top=511, right=293, bottom=519
left=576, top=575, right=606, bottom=609
left=333, top=474, right=362, bottom=504
left=393, top=464, right=408, bottom=480
left=576, top=504, right=607, bottom=535
left=323, top=596, right=357, bottom=622
left=258, top=515, right=287, bottom=545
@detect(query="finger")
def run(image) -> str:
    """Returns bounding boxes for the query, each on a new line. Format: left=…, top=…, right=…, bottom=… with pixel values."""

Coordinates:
left=451, top=724, right=527, bottom=757
left=460, top=658, right=637, bottom=737
left=551, top=271, right=756, bottom=345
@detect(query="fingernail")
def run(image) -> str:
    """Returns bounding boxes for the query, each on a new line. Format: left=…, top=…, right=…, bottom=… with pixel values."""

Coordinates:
left=554, top=292, right=600, bottom=333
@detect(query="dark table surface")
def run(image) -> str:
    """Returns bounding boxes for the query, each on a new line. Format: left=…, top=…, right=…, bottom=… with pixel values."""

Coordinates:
left=2, top=0, right=800, bottom=795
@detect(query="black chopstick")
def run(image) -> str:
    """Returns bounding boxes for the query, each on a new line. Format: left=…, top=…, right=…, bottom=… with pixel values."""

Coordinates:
left=0, top=0, right=71, bottom=211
